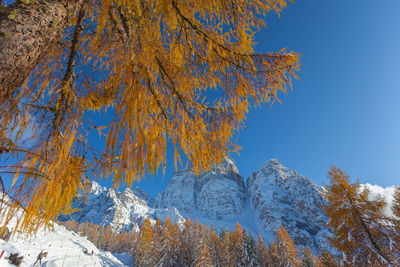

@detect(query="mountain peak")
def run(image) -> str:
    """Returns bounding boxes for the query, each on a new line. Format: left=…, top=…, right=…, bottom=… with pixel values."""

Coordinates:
left=262, top=158, right=282, bottom=169
left=215, top=157, right=239, bottom=174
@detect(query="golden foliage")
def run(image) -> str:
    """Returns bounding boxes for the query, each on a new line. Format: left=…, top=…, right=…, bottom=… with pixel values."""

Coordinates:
left=323, top=166, right=396, bottom=266
left=0, top=0, right=300, bottom=232
left=270, top=225, right=301, bottom=266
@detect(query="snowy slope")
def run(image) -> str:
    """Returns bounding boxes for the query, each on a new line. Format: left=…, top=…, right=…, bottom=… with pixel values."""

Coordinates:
left=59, top=182, right=185, bottom=232
left=0, top=200, right=128, bottom=267
left=156, top=158, right=245, bottom=219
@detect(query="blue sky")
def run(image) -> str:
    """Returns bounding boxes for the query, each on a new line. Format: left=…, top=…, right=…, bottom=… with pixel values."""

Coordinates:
left=125, top=0, right=400, bottom=197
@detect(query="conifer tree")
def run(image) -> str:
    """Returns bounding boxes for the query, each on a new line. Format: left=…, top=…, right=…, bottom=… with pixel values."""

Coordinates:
left=150, top=219, right=163, bottom=266
left=208, top=230, right=226, bottom=267
left=270, top=225, right=301, bottom=266
left=228, top=222, right=244, bottom=265
left=256, top=234, right=272, bottom=267
left=302, top=246, right=321, bottom=267
left=392, top=186, right=400, bottom=263
left=178, top=218, right=196, bottom=266
left=323, top=166, right=395, bottom=266
left=158, top=216, right=178, bottom=266
left=0, top=0, right=300, bottom=233
left=135, top=217, right=154, bottom=266
left=318, top=249, right=338, bottom=267
left=393, top=186, right=400, bottom=226
left=194, top=241, right=213, bottom=267
left=222, top=229, right=233, bottom=266
left=239, top=230, right=259, bottom=267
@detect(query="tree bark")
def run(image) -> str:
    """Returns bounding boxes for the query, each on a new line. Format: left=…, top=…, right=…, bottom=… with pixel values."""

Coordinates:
left=0, top=0, right=83, bottom=105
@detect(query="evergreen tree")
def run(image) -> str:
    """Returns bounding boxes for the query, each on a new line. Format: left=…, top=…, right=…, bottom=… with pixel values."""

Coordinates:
left=135, top=217, right=154, bottom=266
left=239, top=230, right=259, bottom=267
left=318, top=249, right=338, bottom=267
left=208, top=230, right=226, bottom=267
left=323, top=166, right=395, bottom=266
left=301, top=246, right=321, bottom=267
left=194, top=241, right=213, bottom=267
left=158, top=216, right=178, bottom=266
left=178, top=218, right=196, bottom=266
left=270, top=225, right=301, bottom=266
left=256, top=234, right=272, bottom=267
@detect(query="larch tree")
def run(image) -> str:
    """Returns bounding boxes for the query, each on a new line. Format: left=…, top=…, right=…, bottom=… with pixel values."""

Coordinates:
left=318, top=249, right=338, bottom=267
left=270, top=225, right=301, bottom=267
left=134, top=217, right=154, bottom=266
left=179, top=217, right=196, bottom=266
left=208, top=229, right=226, bottom=267
left=194, top=241, right=213, bottom=267
left=159, top=216, right=179, bottom=266
left=302, top=246, right=321, bottom=267
left=393, top=186, right=400, bottom=226
left=0, top=0, right=300, bottom=232
left=256, top=233, right=272, bottom=267
left=323, top=166, right=396, bottom=266
left=392, top=186, right=400, bottom=262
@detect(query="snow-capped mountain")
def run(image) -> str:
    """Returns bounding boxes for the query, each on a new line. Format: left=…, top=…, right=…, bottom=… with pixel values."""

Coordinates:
left=60, top=159, right=332, bottom=251
left=156, top=158, right=246, bottom=219
left=58, top=182, right=185, bottom=232
left=246, top=159, right=330, bottom=250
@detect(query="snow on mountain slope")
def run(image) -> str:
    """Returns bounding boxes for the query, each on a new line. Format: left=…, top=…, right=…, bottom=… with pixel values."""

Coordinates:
left=0, top=200, right=128, bottom=267
left=156, top=158, right=245, bottom=219
left=246, top=159, right=330, bottom=250
left=59, top=181, right=185, bottom=232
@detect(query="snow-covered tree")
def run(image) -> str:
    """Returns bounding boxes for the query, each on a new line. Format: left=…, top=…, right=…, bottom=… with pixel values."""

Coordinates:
left=194, top=241, right=213, bottom=267
left=208, top=230, right=226, bottom=266
left=318, top=249, right=338, bottom=267
left=239, top=230, right=259, bottom=267
left=135, top=217, right=154, bottom=266
left=256, top=234, right=272, bottom=267
left=302, top=246, right=321, bottom=267
left=270, top=225, right=301, bottom=266
left=178, top=218, right=196, bottom=266
left=157, top=216, right=179, bottom=266
left=323, top=166, right=395, bottom=266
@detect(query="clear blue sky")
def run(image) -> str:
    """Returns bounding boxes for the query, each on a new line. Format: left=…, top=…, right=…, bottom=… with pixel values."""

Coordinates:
left=125, top=0, right=400, bottom=197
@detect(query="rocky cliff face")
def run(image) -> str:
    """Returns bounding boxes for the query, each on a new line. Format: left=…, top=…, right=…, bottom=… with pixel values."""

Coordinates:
left=156, top=158, right=246, bottom=219
left=246, top=159, right=330, bottom=250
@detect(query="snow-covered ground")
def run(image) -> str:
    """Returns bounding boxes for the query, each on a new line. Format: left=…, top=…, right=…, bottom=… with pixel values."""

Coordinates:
left=0, top=197, right=132, bottom=267
left=0, top=222, right=131, bottom=267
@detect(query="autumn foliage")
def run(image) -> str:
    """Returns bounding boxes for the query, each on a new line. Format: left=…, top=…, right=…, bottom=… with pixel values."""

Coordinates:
left=61, top=218, right=337, bottom=267
left=0, top=0, right=300, bottom=232
left=323, top=166, right=399, bottom=266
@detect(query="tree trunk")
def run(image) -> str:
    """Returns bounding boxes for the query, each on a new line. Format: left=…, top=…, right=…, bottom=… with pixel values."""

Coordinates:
left=0, top=0, right=83, bottom=105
